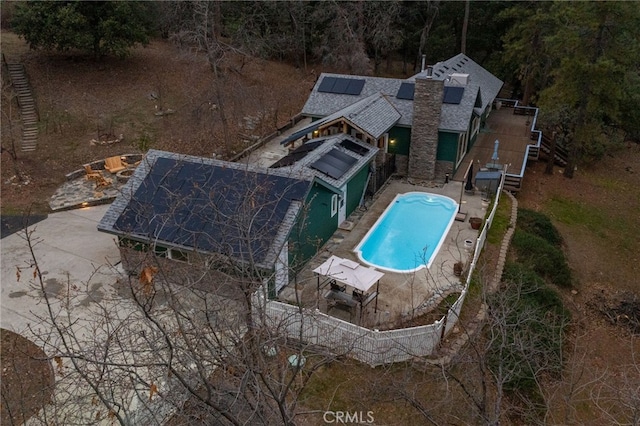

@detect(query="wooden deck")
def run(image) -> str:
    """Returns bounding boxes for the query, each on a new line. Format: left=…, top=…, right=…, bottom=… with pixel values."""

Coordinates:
left=454, top=107, right=537, bottom=185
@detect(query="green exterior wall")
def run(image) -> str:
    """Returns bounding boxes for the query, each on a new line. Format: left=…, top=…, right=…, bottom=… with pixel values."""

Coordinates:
left=288, top=182, right=338, bottom=272
left=436, top=131, right=459, bottom=163
left=388, top=126, right=411, bottom=155
left=346, top=165, right=369, bottom=215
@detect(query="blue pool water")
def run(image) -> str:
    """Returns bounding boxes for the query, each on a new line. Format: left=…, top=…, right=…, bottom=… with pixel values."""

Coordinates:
left=354, top=192, right=458, bottom=273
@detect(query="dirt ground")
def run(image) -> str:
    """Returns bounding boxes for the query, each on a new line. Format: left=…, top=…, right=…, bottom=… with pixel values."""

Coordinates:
left=0, top=329, right=54, bottom=425
left=516, top=151, right=640, bottom=423
left=1, top=30, right=314, bottom=215
left=2, top=29, right=639, bottom=424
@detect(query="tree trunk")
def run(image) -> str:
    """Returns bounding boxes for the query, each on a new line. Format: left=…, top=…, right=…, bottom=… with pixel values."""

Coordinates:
left=461, top=0, right=470, bottom=54
left=545, top=131, right=557, bottom=175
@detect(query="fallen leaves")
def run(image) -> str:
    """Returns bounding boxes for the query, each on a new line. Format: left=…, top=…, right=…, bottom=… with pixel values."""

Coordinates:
left=139, top=265, right=159, bottom=296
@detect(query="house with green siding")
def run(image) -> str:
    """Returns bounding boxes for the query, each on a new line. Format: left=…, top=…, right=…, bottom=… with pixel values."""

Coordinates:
left=289, top=53, right=503, bottom=181
left=271, top=134, right=378, bottom=270
left=98, top=140, right=377, bottom=295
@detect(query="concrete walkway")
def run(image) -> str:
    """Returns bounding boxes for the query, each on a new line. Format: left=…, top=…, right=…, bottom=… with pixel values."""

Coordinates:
left=0, top=205, right=122, bottom=334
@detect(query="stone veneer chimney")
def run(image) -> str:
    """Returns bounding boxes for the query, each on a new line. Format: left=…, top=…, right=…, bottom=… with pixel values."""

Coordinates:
left=408, top=74, right=443, bottom=180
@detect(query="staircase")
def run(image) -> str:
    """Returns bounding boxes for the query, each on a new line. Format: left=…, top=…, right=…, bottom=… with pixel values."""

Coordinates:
left=503, top=174, right=523, bottom=192
left=539, top=132, right=568, bottom=167
left=6, top=62, right=39, bottom=152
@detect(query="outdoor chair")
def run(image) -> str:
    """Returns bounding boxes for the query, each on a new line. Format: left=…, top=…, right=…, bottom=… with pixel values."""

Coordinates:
left=94, top=175, right=113, bottom=189
left=84, top=165, right=102, bottom=180
left=104, top=156, right=126, bottom=174
left=352, top=289, right=364, bottom=303
left=84, top=165, right=112, bottom=189
left=330, top=280, right=346, bottom=292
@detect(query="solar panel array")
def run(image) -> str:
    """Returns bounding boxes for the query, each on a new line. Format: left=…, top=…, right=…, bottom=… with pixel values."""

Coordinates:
left=339, top=139, right=370, bottom=156
left=396, top=82, right=415, bottom=100
left=310, top=148, right=357, bottom=180
left=114, top=157, right=310, bottom=264
left=270, top=140, right=325, bottom=168
left=318, top=77, right=365, bottom=95
left=443, top=86, right=465, bottom=104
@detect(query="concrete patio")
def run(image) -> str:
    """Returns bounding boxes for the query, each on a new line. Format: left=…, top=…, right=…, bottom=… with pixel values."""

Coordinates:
left=278, top=178, right=489, bottom=330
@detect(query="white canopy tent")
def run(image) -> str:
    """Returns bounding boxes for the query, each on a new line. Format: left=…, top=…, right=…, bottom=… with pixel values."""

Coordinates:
left=313, top=255, right=384, bottom=318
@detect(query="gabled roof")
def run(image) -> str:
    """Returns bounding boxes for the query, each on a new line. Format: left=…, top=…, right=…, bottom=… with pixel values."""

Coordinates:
left=302, top=73, right=414, bottom=126
left=424, top=53, right=504, bottom=113
left=98, top=150, right=314, bottom=270
left=283, top=93, right=401, bottom=145
left=272, top=134, right=379, bottom=190
left=301, top=53, right=503, bottom=134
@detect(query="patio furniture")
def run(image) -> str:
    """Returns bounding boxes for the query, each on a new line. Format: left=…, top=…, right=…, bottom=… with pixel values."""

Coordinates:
left=123, top=159, right=141, bottom=168
left=325, top=289, right=357, bottom=308
left=313, top=255, right=384, bottom=324
left=84, top=165, right=112, bottom=189
left=330, top=280, right=346, bottom=292
left=94, top=175, right=113, bottom=189
left=104, top=156, right=126, bottom=173
left=84, top=165, right=102, bottom=180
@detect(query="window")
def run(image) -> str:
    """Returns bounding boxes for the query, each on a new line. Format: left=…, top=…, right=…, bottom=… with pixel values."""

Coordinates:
left=168, top=248, right=189, bottom=263
left=331, top=194, right=338, bottom=217
left=153, top=245, right=168, bottom=257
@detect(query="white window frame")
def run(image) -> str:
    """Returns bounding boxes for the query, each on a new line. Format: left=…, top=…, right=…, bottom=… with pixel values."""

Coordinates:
left=331, top=194, right=338, bottom=217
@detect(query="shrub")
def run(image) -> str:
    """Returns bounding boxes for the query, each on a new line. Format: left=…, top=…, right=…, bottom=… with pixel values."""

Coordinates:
left=488, top=263, right=569, bottom=395
left=511, top=230, right=572, bottom=287
left=517, top=209, right=563, bottom=246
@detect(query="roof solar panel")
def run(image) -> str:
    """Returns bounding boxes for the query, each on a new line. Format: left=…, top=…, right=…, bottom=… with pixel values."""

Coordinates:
left=328, top=147, right=357, bottom=166
left=345, top=79, right=365, bottom=95
left=271, top=140, right=326, bottom=168
left=149, top=157, right=180, bottom=177
left=113, top=157, right=311, bottom=264
left=443, top=86, right=465, bottom=104
left=318, top=76, right=337, bottom=93
left=310, top=148, right=357, bottom=180
left=340, top=139, right=370, bottom=156
left=310, top=160, right=342, bottom=180
left=318, top=76, right=365, bottom=95
left=332, top=78, right=350, bottom=94
left=396, top=82, right=415, bottom=100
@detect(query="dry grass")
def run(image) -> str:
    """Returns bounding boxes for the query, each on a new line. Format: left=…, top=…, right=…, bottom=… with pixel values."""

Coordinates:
left=1, top=30, right=314, bottom=214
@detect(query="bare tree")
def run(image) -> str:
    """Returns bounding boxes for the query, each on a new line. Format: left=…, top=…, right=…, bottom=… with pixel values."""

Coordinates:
left=417, top=1, right=441, bottom=71
left=15, top=163, right=347, bottom=425
left=166, top=1, right=246, bottom=155
left=1, top=79, right=25, bottom=182
left=461, top=0, right=470, bottom=54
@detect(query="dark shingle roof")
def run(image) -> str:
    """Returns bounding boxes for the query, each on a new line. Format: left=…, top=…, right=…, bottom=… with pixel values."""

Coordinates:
left=98, top=150, right=313, bottom=269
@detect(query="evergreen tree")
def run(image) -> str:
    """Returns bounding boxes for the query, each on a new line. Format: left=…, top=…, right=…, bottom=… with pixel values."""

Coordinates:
left=12, top=1, right=155, bottom=58
left=534, top=2, right=640, bottom=176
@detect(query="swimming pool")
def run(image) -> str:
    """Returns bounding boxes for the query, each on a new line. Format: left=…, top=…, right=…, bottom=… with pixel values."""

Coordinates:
left=354, top=192, right=458, bottom=273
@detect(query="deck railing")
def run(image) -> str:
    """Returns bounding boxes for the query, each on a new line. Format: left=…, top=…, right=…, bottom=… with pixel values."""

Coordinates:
left=494, top=99, right=542, bottom=192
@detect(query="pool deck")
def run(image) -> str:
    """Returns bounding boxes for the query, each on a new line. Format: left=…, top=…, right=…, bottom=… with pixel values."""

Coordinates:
left=279, top=178, right=488, bottom=329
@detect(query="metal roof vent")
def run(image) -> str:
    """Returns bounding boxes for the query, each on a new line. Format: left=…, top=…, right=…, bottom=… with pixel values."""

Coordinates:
left=450, top=73, right=470, bottom=85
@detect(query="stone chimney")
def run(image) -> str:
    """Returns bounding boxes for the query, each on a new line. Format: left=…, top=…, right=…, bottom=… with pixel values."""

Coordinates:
left=408, top=74, right=443, bottom=180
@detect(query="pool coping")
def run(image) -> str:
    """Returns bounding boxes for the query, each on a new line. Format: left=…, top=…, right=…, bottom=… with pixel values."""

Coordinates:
left=353, top=191, right=459, bottom=273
